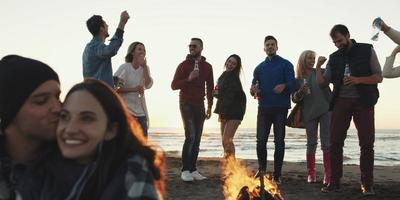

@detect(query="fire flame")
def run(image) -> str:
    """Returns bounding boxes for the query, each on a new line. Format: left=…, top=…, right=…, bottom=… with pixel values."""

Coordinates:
left=222, top=156, right=283, bottom=200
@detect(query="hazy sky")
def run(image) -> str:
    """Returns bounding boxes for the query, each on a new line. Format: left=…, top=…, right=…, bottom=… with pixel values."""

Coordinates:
left=1, top=0, right=399, bottom=129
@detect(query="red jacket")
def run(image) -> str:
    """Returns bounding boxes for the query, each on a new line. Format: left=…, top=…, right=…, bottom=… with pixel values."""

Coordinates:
left=171, top=55, right=214, bottom=108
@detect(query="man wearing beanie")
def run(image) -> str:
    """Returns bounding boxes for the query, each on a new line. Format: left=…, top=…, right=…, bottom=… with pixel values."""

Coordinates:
left=0, top=55, right=61, bottom=199
left=82, top=11, right=130, bottom=87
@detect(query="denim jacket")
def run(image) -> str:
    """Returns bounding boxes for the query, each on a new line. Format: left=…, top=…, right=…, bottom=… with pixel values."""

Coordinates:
left=82, top=28, right=124, bottom=87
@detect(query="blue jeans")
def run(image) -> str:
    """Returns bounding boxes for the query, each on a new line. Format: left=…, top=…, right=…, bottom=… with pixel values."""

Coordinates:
left=179, top=102, right=205, bottom=172
left=256, top=107, right=288, bottom=178
left=134, top=116, right=148, bottom=137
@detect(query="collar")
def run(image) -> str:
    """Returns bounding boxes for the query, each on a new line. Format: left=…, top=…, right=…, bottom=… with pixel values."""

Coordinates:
left=265, top=54, right=280, bottom=62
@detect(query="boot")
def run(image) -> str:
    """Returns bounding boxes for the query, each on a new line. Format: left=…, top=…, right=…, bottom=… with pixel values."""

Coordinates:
left=306, top=153, right=316, bottom=183
left=323, top=151, right=331, bottom=185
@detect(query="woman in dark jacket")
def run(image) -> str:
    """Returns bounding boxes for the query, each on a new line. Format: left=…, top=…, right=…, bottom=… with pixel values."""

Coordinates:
left=214, top=54, right=246, bottom=158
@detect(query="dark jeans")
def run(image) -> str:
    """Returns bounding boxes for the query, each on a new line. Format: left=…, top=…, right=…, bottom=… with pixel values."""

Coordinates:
left=134, top=116, right=148, bottom=137
left=256, top=107, right=288, bottom=178
left=179, top=102, right=205, bottom=172
left=330, top=97, right=375, bottom=187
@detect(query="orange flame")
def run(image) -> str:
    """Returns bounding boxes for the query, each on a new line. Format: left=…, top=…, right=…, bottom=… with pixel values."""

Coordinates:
left=222, top=156, right=283, bottom=200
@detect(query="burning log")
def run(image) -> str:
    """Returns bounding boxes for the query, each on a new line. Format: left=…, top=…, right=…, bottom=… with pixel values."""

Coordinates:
left=235, top=175, right=284, bottom=200
left=222, top=156, right=284, bottom=200
left=236, top=185, right=275, bottom=200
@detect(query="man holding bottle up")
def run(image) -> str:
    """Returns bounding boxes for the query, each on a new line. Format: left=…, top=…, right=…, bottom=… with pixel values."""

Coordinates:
left=250, top=35, right=295, bottom=184
left=317, top=24, right=382, bottom=196
left=171, top=38, right=214, bottom=182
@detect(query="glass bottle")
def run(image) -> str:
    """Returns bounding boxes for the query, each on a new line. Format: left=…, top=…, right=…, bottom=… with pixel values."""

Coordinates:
left=303, top=78, right=311, bottom=95
left=344, top=64, right=351, bottom=77
left=371, top=17, right=382, bottom=41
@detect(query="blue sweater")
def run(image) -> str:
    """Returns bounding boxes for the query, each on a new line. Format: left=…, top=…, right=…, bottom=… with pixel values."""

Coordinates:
left=252, top=55, right=295, bottom=108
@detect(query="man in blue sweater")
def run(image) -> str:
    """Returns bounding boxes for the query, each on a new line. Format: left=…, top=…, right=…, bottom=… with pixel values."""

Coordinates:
left=251, top=35, right=295, bottom=184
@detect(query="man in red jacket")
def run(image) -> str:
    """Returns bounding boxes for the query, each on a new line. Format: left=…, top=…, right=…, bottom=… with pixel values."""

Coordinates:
left=171, top=38, right=214, bottom=182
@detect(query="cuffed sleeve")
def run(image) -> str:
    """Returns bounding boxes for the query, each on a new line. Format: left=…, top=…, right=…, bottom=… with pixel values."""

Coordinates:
left=382, top=54, right=400, bottom=78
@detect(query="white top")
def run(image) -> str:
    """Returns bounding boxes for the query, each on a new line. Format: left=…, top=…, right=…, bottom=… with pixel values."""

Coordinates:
left=382, top=28, right=400, bottom=78
left=114, top=62, right=153, bottom=116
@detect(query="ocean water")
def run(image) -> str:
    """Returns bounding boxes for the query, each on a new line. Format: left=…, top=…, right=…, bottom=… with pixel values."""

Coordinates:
left=148, top=128, right=400, bottom=167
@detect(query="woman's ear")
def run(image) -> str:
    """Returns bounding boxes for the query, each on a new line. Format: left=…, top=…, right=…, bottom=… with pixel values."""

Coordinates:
left=105, top=123, right=118, bottom=141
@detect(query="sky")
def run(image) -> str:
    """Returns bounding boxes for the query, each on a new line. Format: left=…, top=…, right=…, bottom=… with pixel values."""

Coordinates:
left=1, top=0, right=400, bottom=129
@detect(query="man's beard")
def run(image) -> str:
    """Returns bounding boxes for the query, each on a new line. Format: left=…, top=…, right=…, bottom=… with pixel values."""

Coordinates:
left=190, top=52, right=201, bottom=58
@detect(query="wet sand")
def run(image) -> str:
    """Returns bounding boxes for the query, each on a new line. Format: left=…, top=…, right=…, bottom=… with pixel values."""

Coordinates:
left=164, top=156, right=400, bottom=200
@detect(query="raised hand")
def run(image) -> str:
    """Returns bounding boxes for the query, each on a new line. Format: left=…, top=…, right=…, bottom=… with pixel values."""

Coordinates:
left=316, top=56, right=327, bottom=68
left=118, top=10, right=130, bottom=29
left=391, top=46, right=400, bottom=56
left=380, top=20, right=390, bottom=32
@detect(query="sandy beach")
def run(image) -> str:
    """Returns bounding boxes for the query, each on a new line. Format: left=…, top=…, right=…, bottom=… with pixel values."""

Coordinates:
left=164, top=155, right=400, bottom=200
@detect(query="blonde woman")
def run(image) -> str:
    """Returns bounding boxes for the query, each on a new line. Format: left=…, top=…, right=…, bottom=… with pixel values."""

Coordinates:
left=114, top=42, right=152, bottom=137
left=292, top=50, right=331, bottom=185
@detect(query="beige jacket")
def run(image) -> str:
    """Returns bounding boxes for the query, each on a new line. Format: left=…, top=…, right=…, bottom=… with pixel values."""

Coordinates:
left=383, top=28, right=400, bottom=78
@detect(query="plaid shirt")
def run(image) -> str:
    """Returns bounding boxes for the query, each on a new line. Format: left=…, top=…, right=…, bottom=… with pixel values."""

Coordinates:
left=124, top=155, right=162, bottom=200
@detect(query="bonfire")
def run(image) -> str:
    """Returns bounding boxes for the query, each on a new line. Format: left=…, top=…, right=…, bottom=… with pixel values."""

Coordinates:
left=222, top=156, right=284, bottom=200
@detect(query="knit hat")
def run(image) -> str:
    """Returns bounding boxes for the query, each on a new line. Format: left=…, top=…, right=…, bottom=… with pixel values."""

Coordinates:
left=0, top=55, right=60, bottom=131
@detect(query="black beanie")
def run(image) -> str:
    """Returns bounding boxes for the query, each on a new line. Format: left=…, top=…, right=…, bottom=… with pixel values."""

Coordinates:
left=0, top=55, right=60, bottom=131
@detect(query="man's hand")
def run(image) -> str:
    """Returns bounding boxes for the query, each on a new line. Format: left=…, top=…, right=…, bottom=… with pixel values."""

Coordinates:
left=187, top=70, right=199, bottom=82
left=250, top=85, right=258, bottom=96
left=205, top=107, right=212, bottom=119
left=273, top=83, right=286, bottom=94
left=118, top=10, right=130, bottom=29
left=343, top=76, right=360, bottom=86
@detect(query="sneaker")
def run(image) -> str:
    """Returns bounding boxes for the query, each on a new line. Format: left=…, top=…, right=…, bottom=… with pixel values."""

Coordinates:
left=181, top=170, right=194, bottom=182
left=321, top=183, right=341, bottom=193
left=361, top=185, right=375, bottom=196
left=191, top=170, right=207, bottom=180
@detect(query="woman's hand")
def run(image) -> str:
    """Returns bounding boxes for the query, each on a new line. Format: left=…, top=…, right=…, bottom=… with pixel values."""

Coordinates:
left=300, top=84, right=310, bottom=94
left=316, top=56, right=327, bottom=68
left=391, top=46, right=400, bottom=57
left=134, top=85, right=144, bottom=95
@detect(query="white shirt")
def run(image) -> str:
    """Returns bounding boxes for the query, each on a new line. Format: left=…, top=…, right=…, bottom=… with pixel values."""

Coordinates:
left=114, top=62, right=153, bottom=116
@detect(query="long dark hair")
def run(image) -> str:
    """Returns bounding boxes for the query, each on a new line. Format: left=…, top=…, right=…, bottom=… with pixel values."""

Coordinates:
left=64, top=79, right=165, bottom=199
left=224, top=54, right=242, bottom=78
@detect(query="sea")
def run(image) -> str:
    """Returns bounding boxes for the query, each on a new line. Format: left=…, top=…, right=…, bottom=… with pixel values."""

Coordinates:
left=148, top=128, right=400, bottom=167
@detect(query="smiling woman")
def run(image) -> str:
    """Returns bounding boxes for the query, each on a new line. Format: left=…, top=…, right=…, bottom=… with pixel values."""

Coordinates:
left=40, top=79, right=165, bottom=200
left=57, top=89, right=115, bottom=163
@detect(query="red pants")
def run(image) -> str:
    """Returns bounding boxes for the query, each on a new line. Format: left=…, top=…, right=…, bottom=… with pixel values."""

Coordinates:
left=330, top=97, right=375, bottom=187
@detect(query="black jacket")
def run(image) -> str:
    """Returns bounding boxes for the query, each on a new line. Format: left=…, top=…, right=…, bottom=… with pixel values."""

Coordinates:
left=213, top=71, right=246, bottom=120
left=329, top=40, right=379, bottom=109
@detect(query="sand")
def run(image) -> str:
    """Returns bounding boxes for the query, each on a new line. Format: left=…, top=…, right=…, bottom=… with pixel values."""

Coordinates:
left=164, top=155, right=400, bottom=200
